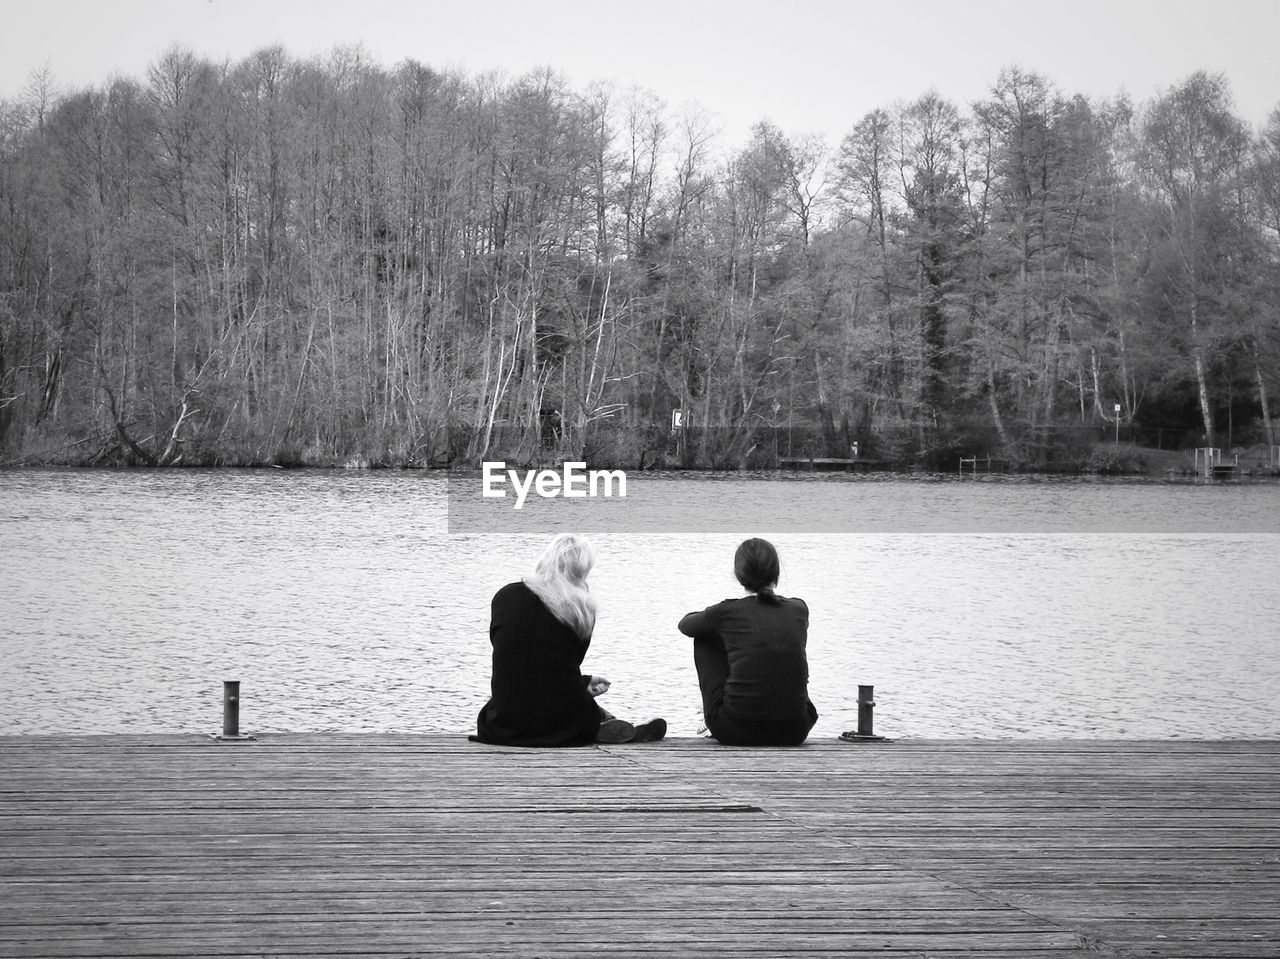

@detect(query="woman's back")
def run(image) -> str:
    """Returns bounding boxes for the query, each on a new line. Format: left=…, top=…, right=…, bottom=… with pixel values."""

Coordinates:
left=680, top=594, right=811, bottom=724
left=477, top=581, right=598, bottom=747
left=716, top=595, right=811, bottom=722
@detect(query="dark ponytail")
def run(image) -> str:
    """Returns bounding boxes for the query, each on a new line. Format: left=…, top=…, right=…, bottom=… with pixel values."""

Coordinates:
left=734, top=538, right=781, bottom=605
left=755, top=584, right=780, bottom=605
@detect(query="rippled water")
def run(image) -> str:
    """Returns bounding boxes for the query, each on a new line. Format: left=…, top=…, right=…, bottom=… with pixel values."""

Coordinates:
left=2, top=468, right=1278, bottom=739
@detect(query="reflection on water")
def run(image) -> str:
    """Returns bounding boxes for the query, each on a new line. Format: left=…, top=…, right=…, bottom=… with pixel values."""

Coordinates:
left=2, top=468, right=1278, bottom=739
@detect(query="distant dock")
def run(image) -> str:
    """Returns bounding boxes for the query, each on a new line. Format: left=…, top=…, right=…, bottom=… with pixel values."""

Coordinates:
left=779, top=457, right=892, bottom=472
left=1, top=735, right=1277, bottom=957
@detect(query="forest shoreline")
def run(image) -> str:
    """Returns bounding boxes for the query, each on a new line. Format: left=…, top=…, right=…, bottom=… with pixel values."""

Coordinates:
left=5, top=439, right=1278, bottom=480
left=2, top=55, right=1276, bottom=497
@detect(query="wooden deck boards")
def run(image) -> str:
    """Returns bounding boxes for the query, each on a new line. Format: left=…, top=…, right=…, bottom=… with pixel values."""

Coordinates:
left=1, top=736, right=1276, bottom=958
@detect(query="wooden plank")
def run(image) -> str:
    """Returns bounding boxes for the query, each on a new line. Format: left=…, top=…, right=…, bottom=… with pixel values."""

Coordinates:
left=2, top=735, right=1278, bottom=958
left=604, top=738, right=1280, bottom=958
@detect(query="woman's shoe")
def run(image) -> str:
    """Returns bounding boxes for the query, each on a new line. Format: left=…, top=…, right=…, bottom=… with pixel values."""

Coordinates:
left=630, top=718, right=667, bottom=742
left=595, top=718, right=636, bottom=743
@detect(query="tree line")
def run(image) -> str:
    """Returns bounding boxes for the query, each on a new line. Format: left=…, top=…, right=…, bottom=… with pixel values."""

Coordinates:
left=1, top=47, right=1277, bottom=470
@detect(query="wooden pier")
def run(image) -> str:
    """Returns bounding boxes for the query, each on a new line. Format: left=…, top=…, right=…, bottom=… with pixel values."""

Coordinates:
left=779, top=457, right=891, bottom=472
left=1, top=735, right=1277, bottom=958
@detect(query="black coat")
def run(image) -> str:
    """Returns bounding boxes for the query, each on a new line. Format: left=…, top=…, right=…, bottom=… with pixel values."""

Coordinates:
left=475, top=582, right=599, bottom=747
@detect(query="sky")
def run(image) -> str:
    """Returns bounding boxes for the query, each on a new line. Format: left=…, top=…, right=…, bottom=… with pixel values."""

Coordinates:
left=1, top=0, right=1277, bottom=148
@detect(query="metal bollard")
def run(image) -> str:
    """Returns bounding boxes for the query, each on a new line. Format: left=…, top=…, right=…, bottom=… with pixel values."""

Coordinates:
left=839, top=684, right=888, bottom=743
left=212, top=680, right=256, bottom=742
left=223, top=680, right=240, bottom=736
left=857, top=684, right=876, bottom=737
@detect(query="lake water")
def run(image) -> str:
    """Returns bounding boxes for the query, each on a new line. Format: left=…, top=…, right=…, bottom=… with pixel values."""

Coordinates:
left=2, top=468, right=1278, bottom=740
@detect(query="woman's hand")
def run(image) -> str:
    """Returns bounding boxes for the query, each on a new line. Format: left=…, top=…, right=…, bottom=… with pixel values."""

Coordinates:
left=587, top=676, right=611, bottom=697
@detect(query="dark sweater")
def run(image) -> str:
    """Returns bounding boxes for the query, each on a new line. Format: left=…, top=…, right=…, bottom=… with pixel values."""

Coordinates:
left=475, top=581, right=599, bottom=747
left=678, top=595, right=812, bottom=724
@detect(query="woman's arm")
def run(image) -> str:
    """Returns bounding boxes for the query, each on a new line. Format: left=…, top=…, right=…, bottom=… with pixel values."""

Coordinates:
left=678, top=603, right=720, bottom=637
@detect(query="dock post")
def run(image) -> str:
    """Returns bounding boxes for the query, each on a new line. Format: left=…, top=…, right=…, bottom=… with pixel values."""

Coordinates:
left=857, top=685, right=877, bottom=737
left=839, top=684, right=888, bottom=743
left=223, top=680, right=240, bottom=736
left=212, top=680, right=256, bottom=742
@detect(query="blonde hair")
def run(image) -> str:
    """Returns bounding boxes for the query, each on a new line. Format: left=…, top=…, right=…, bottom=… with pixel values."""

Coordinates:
left=522, top=533, right=598, bottom=639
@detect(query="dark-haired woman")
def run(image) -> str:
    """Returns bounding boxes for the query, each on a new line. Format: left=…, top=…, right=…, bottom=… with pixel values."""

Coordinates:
left=677, top=538, right=818, bottom=746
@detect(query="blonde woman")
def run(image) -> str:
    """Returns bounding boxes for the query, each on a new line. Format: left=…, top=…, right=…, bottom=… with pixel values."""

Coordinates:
left=475, top=533, right=665, bottom=747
